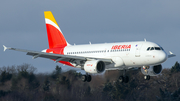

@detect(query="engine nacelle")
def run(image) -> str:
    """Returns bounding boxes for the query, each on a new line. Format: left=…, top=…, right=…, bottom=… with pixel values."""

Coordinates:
left=84, top=60, right=105, bottom=74
left=141, top=64, right=162, bottom=76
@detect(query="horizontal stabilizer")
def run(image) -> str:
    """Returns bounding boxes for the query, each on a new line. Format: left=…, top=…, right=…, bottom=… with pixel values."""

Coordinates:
left=3, top=45, right=9, bottom=51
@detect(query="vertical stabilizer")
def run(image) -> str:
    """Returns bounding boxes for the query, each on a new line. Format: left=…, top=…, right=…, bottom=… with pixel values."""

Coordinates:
left=44, top=11, right=70, bottom=48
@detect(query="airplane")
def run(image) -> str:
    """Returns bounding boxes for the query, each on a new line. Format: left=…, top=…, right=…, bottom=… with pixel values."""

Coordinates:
left=3, top=11, right=176, bottom=83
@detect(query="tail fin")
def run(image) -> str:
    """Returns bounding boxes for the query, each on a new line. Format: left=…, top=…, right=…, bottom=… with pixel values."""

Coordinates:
left=44, top=11, right=70, bottom=48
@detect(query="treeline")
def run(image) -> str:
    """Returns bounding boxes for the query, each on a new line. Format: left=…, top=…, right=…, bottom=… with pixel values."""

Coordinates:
left=0, top=62, right=180, bottom=101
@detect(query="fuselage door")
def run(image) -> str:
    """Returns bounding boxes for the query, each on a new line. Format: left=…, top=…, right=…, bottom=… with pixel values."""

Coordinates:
left=135, top=44, right=143, bottom=57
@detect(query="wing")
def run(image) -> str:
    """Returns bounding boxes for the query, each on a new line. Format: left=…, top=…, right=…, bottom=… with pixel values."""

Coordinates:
left=3, top=45, right=113, bottom=65
left=168, top=51, right=176, bottom=58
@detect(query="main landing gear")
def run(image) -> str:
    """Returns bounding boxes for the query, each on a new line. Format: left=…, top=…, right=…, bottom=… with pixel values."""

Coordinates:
left=118, top=76, right=129, bottom=83
left=118, top=69, right=129, bottom=83
left=81, top=74, right=92, bottom=82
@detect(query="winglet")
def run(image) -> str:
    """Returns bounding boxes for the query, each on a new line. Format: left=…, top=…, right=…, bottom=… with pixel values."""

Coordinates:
left=168, top=51, right=176, bottom=58
left=3, top=45, right=8, bottom=51
left=169, top=51, right=173, bottom=55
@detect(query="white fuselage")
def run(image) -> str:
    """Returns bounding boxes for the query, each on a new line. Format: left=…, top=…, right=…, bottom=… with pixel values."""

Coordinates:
left=63, top=41, right=167, bottom=69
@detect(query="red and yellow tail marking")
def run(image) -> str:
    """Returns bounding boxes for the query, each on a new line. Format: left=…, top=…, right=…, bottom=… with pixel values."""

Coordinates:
left=44, top=11, right=73, bottom=67
left=44, top=11, right=68, bottom=49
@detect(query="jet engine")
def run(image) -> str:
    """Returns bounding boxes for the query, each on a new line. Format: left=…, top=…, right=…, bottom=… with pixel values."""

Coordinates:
left=84, top=60, right=105, bottom=74
left=141, top=64, right=162, bottom=76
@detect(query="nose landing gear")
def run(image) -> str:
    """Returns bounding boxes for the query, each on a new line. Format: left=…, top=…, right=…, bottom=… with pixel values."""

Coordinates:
left=144, top=75, right=150, bottom=80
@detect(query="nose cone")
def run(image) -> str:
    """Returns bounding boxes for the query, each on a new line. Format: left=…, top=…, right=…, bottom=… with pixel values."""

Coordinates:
left=158, top=51, right=168, bottom=63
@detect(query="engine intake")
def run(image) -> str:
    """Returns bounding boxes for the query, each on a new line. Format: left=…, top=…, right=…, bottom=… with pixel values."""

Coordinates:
left=84, top=60, right=105, bottom=74
left=141, top=64, right=162, bottom=76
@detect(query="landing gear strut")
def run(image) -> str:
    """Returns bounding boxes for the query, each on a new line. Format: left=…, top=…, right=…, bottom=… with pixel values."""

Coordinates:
left=142, top=66, right=151, bottom=80
left=81, top=74, right=91, bottom=82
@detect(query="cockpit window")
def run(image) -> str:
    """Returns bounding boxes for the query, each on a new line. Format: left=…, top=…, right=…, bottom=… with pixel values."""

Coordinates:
left=155, top=47, right=161, bottom=50
left=150, top=47, right=154, bottom=50
left=147, top=47, right=150, bottom=51
left=147, top=47, right=163, bottom=51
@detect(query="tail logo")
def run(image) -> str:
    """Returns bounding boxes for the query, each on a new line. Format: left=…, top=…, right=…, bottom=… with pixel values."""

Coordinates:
left=44, top=11, right=69, bottom=48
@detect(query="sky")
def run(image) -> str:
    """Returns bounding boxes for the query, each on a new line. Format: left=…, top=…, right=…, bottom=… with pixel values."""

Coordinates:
left=0, top=0, right=180, bottom=73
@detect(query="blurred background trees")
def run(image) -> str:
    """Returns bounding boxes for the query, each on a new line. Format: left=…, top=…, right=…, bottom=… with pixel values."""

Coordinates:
left=0, top=62, right=180, bottom=101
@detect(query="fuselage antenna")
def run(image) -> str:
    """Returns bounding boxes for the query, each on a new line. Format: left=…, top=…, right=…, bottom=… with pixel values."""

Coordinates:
left=144, top=38, right=147, bottom=42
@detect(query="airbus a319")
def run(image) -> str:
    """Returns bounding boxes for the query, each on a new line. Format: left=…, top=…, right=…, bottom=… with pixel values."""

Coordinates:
left=3, top=11, right=175, bottom=83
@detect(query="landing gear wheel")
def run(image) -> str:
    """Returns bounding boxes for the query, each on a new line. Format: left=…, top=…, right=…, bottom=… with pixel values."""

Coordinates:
left=81, top=75, right=87, bottom=82
left=144, top=75, right=150, bottom=80
left=119, top=76, right=129, bottom=83
left=119, top=76, right=124, bottom=83
left=81, top=75, right=92, bottom=82
left=87, top=75, right=92, bottom=82
left=124, top=76, right=129, bottom=83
